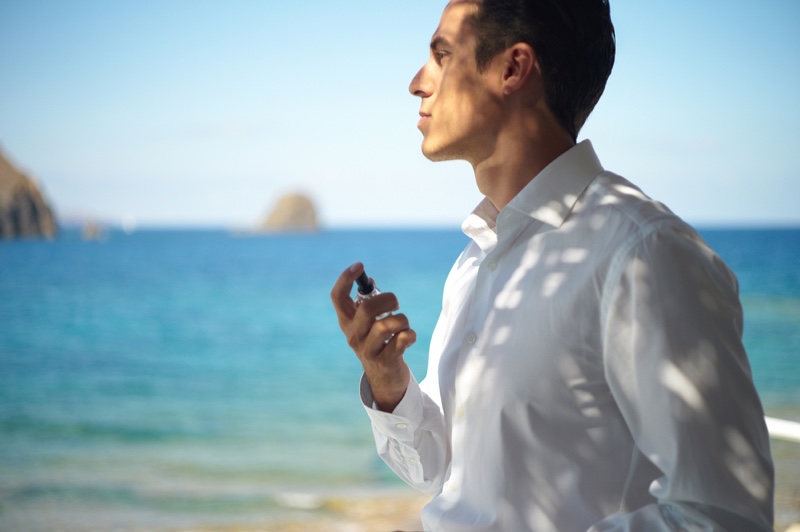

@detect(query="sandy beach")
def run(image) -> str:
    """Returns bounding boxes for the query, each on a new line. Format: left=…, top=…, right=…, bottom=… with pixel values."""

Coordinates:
left=773, top=439, right=800, bottom=532
left=161, top=491, right=428, bottom=532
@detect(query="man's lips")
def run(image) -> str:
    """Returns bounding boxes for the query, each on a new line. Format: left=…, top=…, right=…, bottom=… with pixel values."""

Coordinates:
left=417, top=112, right=431, bottom=128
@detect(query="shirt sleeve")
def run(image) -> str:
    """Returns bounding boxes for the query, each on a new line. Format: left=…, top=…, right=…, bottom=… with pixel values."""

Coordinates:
left=593, top=223, right=775, bottom=531
left=360, top=372, right=450, bottom=497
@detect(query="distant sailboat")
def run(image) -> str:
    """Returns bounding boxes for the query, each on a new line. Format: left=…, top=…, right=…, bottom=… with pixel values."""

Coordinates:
left=81, top=220, right=105, bottom=241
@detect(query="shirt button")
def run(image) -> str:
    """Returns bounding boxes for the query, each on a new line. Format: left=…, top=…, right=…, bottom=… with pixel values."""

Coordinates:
left=456, top=406, right=465, bottom=419
left=466, top=333, right=477, bottom=344
left=449, top=482, right=458, bottom=492
left=395, top=423, right=408, bottom=429
left=487, top=261, right=497, bottom=272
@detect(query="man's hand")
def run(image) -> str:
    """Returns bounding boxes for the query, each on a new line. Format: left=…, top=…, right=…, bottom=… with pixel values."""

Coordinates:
left=331, top=262, right=415, bottom=412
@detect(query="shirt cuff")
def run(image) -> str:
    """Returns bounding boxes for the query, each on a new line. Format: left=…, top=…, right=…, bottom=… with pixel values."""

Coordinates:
left=359, top=372, right=424, bottom=442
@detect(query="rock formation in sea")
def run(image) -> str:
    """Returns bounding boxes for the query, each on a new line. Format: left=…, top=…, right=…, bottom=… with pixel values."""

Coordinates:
left=0, top=148, right=57, bottom=239
left=260, top=192, right=319, bottom=232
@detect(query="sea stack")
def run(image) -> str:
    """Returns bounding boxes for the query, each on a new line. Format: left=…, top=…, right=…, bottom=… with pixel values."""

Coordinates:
left=260, top=193, right=319, bottom=233
left=0, top=148, right=57, bottom=240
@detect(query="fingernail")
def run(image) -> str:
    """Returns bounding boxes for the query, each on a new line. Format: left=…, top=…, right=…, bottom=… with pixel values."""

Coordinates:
left=349, top=262, right=362, bottom=273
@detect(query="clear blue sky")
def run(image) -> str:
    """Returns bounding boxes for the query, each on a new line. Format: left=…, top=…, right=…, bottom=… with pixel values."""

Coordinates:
left=1, top=0, right=798, bottom=228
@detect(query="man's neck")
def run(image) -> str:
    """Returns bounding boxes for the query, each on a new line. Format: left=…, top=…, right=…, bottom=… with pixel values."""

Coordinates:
left=472, top=108, right=574, bottom=212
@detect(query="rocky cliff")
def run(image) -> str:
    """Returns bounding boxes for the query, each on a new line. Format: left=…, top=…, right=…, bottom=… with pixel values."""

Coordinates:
left=0, top=149, right=57, bottom=239
left=260, top=193, right=319, bottom=232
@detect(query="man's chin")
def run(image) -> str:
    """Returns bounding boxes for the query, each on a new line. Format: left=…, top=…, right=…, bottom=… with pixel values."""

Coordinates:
left=421, top=141, right=458, bottom=162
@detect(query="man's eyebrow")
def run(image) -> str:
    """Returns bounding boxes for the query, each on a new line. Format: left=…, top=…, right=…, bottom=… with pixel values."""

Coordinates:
left=430, top=36, right=452, bottom=52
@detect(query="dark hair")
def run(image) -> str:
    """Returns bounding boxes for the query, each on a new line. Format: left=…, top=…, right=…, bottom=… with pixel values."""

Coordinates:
left=468, top=0, right=615, bottom=140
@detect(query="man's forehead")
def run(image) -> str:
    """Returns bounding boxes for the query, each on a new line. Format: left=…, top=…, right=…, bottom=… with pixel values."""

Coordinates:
left=432, top=0, right=480, bottom=43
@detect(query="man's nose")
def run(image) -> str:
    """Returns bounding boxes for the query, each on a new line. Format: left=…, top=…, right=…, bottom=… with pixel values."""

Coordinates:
left=409, top=64, right=433, bottom=98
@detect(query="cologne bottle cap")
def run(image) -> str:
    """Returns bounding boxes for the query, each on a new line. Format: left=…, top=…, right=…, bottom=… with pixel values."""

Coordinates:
left=355, top=271, right=374, bottom=295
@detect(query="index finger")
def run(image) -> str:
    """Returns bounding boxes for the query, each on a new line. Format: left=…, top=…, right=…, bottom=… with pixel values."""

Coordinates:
left=330, top=262, right=364, bottom=322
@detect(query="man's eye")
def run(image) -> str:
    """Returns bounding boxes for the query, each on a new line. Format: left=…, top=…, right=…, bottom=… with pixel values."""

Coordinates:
left=434, top=51, right=449, bottom=65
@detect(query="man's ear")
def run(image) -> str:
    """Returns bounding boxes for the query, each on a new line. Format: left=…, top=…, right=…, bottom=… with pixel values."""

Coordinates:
left=501, top=43, right=540, bottom=97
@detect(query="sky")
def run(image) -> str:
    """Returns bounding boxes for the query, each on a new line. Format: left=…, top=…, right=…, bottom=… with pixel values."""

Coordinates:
left=0, top=0, right=798, bottom=229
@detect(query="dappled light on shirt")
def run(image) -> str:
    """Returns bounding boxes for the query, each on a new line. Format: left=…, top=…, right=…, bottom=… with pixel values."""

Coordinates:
left=723, top=427, right=772, bottom=502
left=660, top=358, right=709, bottom=417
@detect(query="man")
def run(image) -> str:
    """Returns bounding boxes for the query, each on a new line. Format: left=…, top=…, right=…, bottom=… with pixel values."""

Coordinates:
left=330, top=0, right=775, bottom=530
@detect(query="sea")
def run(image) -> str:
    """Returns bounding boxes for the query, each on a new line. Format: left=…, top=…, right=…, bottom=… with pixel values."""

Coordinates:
left=1, top=227, right=798, bottom=531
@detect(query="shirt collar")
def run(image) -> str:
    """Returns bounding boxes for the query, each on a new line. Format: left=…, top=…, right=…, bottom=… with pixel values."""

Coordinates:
left=506, top=139, right=603, bottom=229
left=461, top=198, right=500, bottom=252
left=462, top=140, right=604, bottom=252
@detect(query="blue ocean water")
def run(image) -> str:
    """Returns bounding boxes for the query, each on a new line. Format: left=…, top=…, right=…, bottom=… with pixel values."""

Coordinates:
left=0, top=227, right=798, bottom=529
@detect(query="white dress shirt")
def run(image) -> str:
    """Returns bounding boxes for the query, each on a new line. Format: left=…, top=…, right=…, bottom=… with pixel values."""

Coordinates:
left=361, top=141, right=774, bottom=531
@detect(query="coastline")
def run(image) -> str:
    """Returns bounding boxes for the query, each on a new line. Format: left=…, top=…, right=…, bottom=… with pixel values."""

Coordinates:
left=169, top=442, right=799, bottom=532
left=1, top=444, right=796, bottom=531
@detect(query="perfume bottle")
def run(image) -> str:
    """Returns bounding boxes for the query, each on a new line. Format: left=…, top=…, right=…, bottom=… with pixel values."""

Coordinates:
left=355, top=271, right=392, bottom=320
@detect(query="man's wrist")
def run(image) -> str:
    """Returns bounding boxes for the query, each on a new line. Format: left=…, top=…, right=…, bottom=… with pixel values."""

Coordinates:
left=369, top=368, right=411, bottom=413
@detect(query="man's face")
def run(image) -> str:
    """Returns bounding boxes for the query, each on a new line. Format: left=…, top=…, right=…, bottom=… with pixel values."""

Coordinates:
left=409, top=0, right=503, bottom=165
